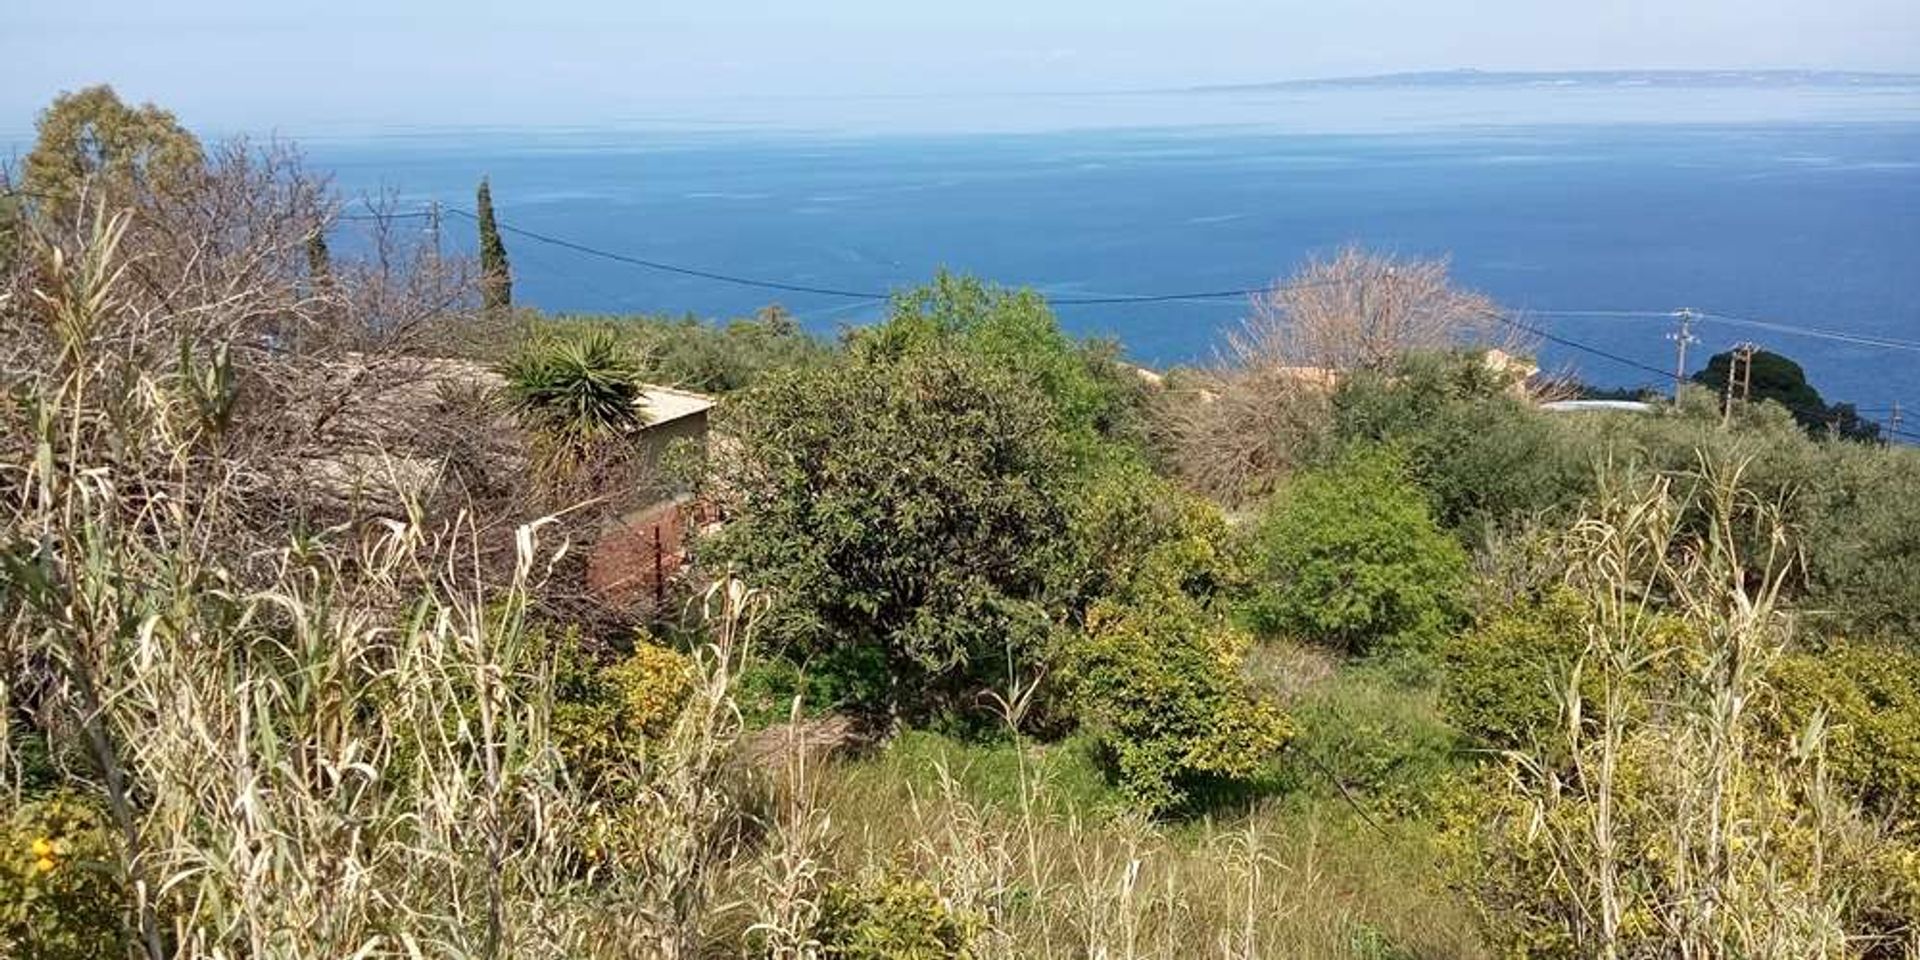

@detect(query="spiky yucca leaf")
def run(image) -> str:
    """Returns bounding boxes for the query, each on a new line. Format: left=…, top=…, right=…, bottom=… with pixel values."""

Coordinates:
left=498, top=329, right=650, bottom=448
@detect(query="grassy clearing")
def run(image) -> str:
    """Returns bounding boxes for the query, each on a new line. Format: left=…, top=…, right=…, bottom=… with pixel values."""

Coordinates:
left=811, top=670, right=1486, bottom=959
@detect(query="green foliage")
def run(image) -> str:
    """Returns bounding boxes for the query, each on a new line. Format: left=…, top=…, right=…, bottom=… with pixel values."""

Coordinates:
left=1694, top=347, right=1878, bottom=442
left=1062, top=457, right=1241, bottom=613
left=814, top=875, right=981, bottom=960
left=550, top=631, right=696, bottom=796
left=1280, top=665, right=1463, bottom=817
left=24, top=85, right=203, bottom=212
left=1553, top=396, right=1920, bottom=640
left=1442, top=587, right=1592, bottom=753
left=853, top=729, right=1121, bottom=820
left=855, top=272, right=1150, bottom=459
left=498, top=327, right=649, bottom=452
left=1795, top=444, right=1920, bottom=640
left=1329, top=351, right=1583, bottom=541
left=733, top=645, right=891, bottom=726
left=1247, top=448, right=1470, bottom=657
left=476, top=176, right=512, bottom=313
left=1056, top=583, right=1293, bottom=815
left=1768, top=642, right=1920, bottom=820
left=0, top=791, right=130, bottom=960
left=702, top=347, right=1073, bottom=717
left=532, top=308, right=830, bottom=394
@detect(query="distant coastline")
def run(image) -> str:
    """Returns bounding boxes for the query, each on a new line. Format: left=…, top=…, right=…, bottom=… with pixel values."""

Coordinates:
left=1185, top=68, right=1920, bottom=94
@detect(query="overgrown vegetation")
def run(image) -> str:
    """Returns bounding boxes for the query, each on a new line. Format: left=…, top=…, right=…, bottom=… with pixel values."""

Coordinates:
left=6, top=87, right=1920, bottom=958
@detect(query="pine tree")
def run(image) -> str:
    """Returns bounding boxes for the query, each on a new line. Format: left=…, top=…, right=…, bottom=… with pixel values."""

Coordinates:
left=476, top=177, right=512, bottom=314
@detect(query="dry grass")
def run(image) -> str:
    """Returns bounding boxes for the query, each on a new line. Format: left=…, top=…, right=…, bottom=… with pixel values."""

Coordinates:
left=811, top=742, right=1485, bottom=959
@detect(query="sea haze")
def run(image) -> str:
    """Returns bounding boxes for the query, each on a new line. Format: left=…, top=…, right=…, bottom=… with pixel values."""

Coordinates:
left=298, top=80, right=1920, bottom=415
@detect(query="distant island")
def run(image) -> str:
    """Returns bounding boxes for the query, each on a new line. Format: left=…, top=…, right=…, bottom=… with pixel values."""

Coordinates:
left=1186, top=68, right=1920, bottom=93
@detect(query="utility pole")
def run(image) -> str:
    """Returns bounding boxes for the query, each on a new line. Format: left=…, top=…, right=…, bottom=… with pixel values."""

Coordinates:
left=1667, top=308, right=1699, bottom=403
left=1722, top=342, right=1757, bottom=428
left=426, top=200, right=443, bottom=260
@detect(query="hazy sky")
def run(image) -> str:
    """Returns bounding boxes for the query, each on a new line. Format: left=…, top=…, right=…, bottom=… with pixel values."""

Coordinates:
left=7, top=0, right=1919, bottom=133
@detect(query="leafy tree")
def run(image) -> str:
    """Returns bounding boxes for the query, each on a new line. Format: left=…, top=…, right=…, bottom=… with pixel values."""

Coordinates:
left=498, top=328, right=649, bottom=456
left=476, top=176, right=512, bottom=313
left=853, top=272, right=1149, bottom=459
left=700, top=348, right=1074, bottom=718
left=1247, top=447, right=1469, bottom=657
left=23, top=85, right=203, bottom=214
left=1693, top=348, right=1879, bottom=442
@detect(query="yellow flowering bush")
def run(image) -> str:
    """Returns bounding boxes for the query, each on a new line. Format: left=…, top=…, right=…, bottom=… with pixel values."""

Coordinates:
left=551, top=630, right=698, bottom=797
left=1056, top=583, right=1293, bottom=815
left=813, top=875, right=981, bottom=960
left=0, top=791, right=128, bottom=960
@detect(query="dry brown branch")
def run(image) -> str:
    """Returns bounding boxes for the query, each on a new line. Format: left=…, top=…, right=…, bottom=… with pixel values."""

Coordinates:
left=1156, top=247, right=1530, bottom=505
left=1240, top=246, right=1515, bottom=374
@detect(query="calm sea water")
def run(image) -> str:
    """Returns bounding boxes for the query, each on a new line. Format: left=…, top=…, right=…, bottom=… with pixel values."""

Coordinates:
left=298, top=87, right=1920, bottom=416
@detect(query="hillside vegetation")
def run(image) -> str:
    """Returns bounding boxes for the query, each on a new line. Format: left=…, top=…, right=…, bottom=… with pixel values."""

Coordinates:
left=5, top=87, right=1920, bottom=959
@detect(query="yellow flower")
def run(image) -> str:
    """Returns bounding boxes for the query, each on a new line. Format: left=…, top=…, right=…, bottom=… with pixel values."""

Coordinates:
left=30, top=837, right=54, bottom=858
left=34, top=856, right=56, bottom=873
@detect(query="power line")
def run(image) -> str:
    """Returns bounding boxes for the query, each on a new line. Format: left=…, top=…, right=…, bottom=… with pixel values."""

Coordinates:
left=1694, top=310, right=1920, bottom=353
left=442, top=206, right=891, bottom=301
left=439, top=204, right=1351, bottom=305
left=1495, top=311, right=1920, bottom=444
left=1532, top=305, right=1920, bottom=354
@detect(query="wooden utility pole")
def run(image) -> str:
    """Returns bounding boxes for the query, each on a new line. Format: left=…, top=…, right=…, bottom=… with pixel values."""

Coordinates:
left=1668, top=308, right=1699, bottom=403
left=1722, top=342, right=1757, bottom=427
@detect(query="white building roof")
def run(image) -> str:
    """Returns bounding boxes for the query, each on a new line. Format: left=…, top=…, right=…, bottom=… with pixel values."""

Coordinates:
left=1541, top=400, right=1656, bottom=414
left=640, top=384, right=716, bottom=426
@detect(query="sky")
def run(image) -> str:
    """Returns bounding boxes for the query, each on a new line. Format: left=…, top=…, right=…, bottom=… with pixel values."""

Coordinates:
left=7, top=0, right=1920, bottom=134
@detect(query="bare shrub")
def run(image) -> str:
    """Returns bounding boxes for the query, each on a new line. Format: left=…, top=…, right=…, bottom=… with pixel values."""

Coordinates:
left=1241, top=246, right=1509, bottom=374
left=1160, top=247, right=1516, bottom=506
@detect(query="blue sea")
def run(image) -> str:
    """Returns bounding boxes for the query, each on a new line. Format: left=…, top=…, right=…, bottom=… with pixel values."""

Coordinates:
left=292, top=84, right=1920, bottom=416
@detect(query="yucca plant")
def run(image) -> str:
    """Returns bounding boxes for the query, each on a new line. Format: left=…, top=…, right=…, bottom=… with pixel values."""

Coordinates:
left=498, top=329, right=650, bottom=456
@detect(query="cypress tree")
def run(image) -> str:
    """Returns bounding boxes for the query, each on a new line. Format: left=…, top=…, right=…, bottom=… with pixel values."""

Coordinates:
left=305, top=227, right=333, bottom=289
left=476, top=176, right=512, bottom=313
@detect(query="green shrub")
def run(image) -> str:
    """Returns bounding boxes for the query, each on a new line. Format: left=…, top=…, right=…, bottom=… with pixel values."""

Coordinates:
left=0, top=791, right=129, bottom=960
left=1063, top=457, right=1241, bottom=613
left=854, top=271, right=1149, bottom=457
left=700, top=347, right=1073, bottom=719
left=1281, top=666, right=1463, bottom=817
left=1329, top=352, right=1584, bottom=542
left=1768, top=642, right=1920, bottom=820
left=1056, top=584, right=1293, bottom=815
left=1247, top=447, right=1470, bottom=657
left=733, top=645, right=891, bottom=727
left=550, top=632, right=696, bottom=795
left=1441, top=587, right=1591, bottom=753
left=813, top=875, right=981, bottom=960
left=1795, top=445, right=1920, bottom=641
